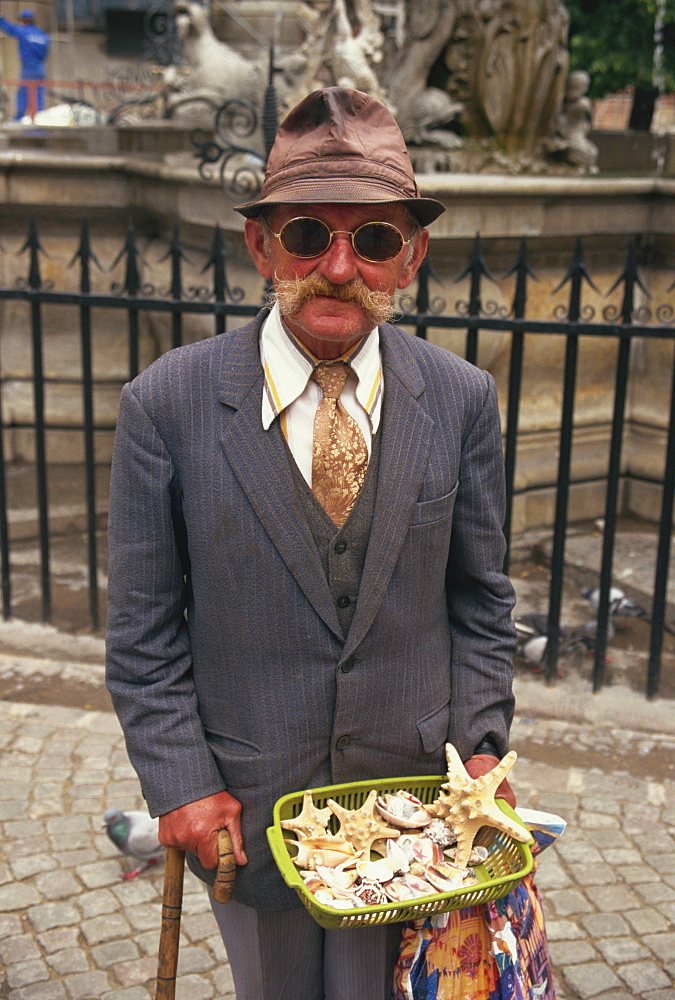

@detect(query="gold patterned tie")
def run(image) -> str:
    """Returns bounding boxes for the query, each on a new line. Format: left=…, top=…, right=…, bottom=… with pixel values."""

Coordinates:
left=311, top=361, right=368, bottom=528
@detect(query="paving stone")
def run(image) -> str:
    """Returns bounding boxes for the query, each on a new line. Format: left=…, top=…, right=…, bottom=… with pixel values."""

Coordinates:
left=64, top=970, right=112, bottom=999
left=46, top=948, right=90, bottom=975
left=634, top=881, right=675, bottom=904
left=624, top=907, right=670, bottom=935
left=113, top=955, right=157, bottom=988
left=642, top=932, right=675, bottom=963
left=601, top=848, right=644, bottom=866
left=80, top=913, right=132, bottom=945
left=102, top=989, right=152, bottom=1000
left=561, top=961, right=622, bottom=998
left=595, top=936, right=650, bottom=963
left=565, top=862, right=615, bottom=886
left=549, top=939, right=597, bottom=964
left=616, top=960, right=671, bottom=993
left=8, top=981, right=67, bottom=1000
left=174, top=974, right=215, bottom=1000
left=557, top=840, right=604, bottom=865
left=182, top=912, right=221, bottom=943
left=33, top=870, right=83, bottom=900
left=212, top=964, right=235, bottom=996
left=532, top=863, right=572, bottom=890
left=177, top=946, right=216, bottom=974
left=547, top=889, right=594, bottom=917
left=110, top=879, right=159, bottom=907
left=580, top=913, right=630, bottom=938
left=0, top=936, right=41, bottom=964
left=36, top=928, right=80, bottom=954
left=9, top=854, right=58, bottom=880
left=0, top=884, right=42, bottom=911
left=545, top=919, right=587, bottom=941
left=77, top=860, right=124, bottom=889
left=0, top=914, right=24, bottom=939
left=26, top=903, right=80, bottom=933
left=205, top=935, right=228, bottom=963
left=584, top=884, right=641, bottom=911
left=91, top=939, right=140, bottom=968
left=6, top=959, right=50, bottom=989
left=78, top=888, right=119, bottom=919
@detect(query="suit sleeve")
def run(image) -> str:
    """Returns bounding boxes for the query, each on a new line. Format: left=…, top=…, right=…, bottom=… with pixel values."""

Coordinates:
left=105, top=383, right=226, bottom=816
left=446, top=372, right=517, bottom=760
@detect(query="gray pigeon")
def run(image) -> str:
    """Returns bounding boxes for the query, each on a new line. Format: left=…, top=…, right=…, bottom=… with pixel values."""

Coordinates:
left=581, top=586, right=647, bottom=623
left=102, top=808, right=163, bottom=879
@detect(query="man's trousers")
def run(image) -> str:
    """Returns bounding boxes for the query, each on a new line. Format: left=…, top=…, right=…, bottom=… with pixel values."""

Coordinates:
left=209, top=891, right=402, bottom=1000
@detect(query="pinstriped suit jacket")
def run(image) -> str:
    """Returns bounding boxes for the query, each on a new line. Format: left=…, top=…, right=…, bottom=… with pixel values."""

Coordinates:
left=105, top=310, right=517, bottom=911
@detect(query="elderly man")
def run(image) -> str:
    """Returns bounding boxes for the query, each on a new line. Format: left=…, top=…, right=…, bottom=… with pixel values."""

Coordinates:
left=106, top=87, right=517, bottom=1000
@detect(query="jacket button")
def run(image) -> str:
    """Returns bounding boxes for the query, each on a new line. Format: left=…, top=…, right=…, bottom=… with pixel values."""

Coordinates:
left=335, top=540, right=347, bottom=554
left=337, top=595, right=351, bottom=608
left=341, top=658, right=354, bottom=673
left=335, top=735, right=351, bottom=750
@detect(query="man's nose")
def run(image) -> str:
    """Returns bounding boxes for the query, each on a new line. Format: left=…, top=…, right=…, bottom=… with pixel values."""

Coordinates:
left=316, top=233, right=359, bottom=284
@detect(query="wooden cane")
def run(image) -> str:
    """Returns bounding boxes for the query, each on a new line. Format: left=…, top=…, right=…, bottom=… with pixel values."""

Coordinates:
left=155, top=829, right=235, bottom=1000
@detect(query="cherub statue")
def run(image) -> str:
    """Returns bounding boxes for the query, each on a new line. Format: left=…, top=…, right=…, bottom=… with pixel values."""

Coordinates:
left=329, top=0, right=386, bottom=101
left=548, top=70, right=599, bottom=173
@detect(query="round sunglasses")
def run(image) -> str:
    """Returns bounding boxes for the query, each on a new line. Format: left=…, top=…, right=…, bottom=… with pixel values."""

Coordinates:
left=264, top=216, right=413, bottom=263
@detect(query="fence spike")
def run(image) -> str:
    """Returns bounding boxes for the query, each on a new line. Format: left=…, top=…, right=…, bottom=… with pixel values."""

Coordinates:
left=18, top=216, right=45, bottom=289
left=553, top=236, right=599, bottom=303
left=455, top=233, right=495, bottom=315
left=506, top=237, right=537, bottom=318
left=70, top=219, right=103, bottom=295
left=109, top=221, right=143, bottom=297
left=606, top=238, right=650, bottom=324
left=203, top=224, right=229, bottom=303
left=157, top=222, right=188, bottom=300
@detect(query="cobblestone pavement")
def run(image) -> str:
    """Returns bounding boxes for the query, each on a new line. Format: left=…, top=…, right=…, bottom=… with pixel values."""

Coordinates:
left=1, top=695, right=675, bottom=998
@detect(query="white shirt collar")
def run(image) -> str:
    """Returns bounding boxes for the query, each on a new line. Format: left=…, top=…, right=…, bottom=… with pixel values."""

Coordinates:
left=260, top=302, right=383, bottom=432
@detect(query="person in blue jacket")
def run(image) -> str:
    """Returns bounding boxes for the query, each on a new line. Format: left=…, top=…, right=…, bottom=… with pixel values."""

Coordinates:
left=0, top=9, right=49, bottom=120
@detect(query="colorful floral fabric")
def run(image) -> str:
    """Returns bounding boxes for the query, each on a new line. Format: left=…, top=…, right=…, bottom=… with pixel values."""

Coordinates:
left=392, top=810, right=566, bottom=1000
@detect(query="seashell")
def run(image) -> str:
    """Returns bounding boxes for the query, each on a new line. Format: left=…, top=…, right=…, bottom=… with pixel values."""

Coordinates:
left=315, top=864, right=358, bottom=893
left=384, top=877, right=417, bottom=902
left=444, top=843, right=489, bottom=866
left=426, top=817, right=457, bottom=847
left=328, top=790, right=401, bottom=856
left=376, top=791, right=433, bottom=829
left=281, top=790, right=332, bottom=839
left=354, top=882, right=388, bottom=906
left=424, top=862, right=467, bottom=892
left=356, top=857, right=397, bottom=882
left=312, top=888, right=357, bottom=909
left=385, top=839, right=410, bottom=873
left=403, top=874, right=438, bottom=898
left=287, top=834, right=359, bottom=870
left=411, top=837, right=444, bottom=866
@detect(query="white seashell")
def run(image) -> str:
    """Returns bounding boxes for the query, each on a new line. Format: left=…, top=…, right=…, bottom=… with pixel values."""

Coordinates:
left=287, top=835, right=359, bottom=870
left=376, top=792, right=433, bottom=829
left=356, top=857, right=397, bottom=882
left=445, top=844, right=489, bottom=866
left=403, top=874, right=437, bottom=898
left=384, top=877, right=417, bottom=902
left=424, top=862, right=467, bottom=892
left=411, top=837, right=444, bottom=866
left=385, top=839, right=411, bottom=873
left=315, top=864, right=358, bottom=893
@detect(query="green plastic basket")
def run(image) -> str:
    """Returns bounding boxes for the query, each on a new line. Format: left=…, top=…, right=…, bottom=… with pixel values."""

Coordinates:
left=266, top=775, right=534, bottom=930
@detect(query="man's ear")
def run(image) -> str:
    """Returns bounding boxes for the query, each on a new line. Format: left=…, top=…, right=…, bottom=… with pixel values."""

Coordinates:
left=397, top=228, right=430, bottom=289
left=244, top=218, right=273, bottom=279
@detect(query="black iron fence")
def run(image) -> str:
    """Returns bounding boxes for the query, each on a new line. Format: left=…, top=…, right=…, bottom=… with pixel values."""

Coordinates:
left=0, top=219, right=673, bottom=697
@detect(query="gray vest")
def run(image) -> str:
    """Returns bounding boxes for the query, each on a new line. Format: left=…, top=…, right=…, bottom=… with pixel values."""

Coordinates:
left=285, top=431, right=382, bottom=638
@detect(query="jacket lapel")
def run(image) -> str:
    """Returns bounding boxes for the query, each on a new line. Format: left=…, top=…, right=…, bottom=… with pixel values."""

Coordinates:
left=342, top=326, right=433, bottom=660
left=217, top=316, right=343, bottom=640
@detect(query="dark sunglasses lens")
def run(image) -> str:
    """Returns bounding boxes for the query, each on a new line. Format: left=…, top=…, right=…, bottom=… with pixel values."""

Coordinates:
left=354, top=224, right=404, bottom=261
left=280, top=219, right=330, bottom=257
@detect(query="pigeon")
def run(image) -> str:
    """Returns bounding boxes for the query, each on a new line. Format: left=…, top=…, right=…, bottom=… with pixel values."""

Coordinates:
left=581, top=586, right=647, bottom=626
left=514, top=612, right=568, bottom=646
left=102, top=808, right=163, bottom=879
left=571, top=618, right=616, bottom=653
left=521, top=634, right=573, bottom=676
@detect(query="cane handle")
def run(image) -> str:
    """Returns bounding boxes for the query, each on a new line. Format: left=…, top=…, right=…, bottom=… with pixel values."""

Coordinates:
left=212, top=828, right=236, bottom=904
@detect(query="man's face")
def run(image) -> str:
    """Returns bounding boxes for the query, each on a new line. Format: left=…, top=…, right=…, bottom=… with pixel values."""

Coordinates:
left=245, top=202, right=429, bottom=359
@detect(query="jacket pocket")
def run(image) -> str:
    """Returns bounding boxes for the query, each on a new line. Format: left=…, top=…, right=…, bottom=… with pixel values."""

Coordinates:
left=203, top=729, right=262, bottom=758
left=416, top=701, right=450, bottom=754
left=410, top=482, right=459, bottom=526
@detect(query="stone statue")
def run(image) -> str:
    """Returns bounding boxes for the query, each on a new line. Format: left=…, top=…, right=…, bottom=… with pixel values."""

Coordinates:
left=546, top=70, right=599, bottom=173
left=329, top=0, right=386, bottom=101
left=163, top=0, right=265, bottom=122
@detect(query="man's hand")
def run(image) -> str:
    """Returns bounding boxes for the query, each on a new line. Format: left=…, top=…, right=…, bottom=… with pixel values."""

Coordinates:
left=158, top=790, right=248, bottom=870
left=465, top=754, right=517, bottom=809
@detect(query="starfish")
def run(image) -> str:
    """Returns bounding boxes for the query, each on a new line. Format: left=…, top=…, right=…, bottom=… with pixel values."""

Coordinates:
left=327, top=789, right=400, bottom=856
left=281, top=790, right=332, bottom=839
left=426, top=743, right=530, bottom=868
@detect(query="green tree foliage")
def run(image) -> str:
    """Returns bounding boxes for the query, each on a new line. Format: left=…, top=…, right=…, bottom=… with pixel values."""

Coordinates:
left=566, top=0, right=675, bottom=97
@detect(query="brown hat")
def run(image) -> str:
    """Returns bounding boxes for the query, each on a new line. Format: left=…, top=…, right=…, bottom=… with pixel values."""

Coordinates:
left=235, top=87, right=445, bottom=227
